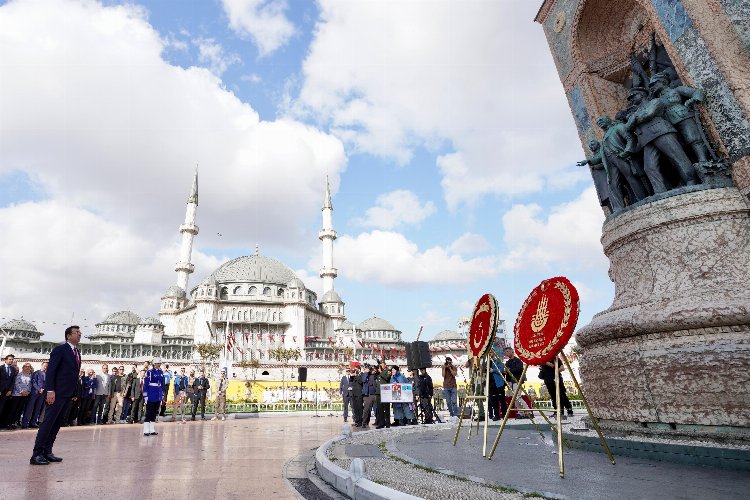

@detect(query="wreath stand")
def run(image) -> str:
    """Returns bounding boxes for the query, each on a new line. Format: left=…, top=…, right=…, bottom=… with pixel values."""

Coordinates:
left=487, top=277, right=615, bottom=478
left=452, top=293, right=500, bottom=457
left=453, top=351, right=492, bottom=456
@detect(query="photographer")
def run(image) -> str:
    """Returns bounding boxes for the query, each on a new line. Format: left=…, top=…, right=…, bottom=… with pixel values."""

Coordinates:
left=441, top=356, right=458, bottom=419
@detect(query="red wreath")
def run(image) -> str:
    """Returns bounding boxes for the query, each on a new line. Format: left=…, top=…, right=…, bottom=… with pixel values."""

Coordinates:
left=468, top=293, right=498, bottom=358
left=514, top=276, right=579, bottom=365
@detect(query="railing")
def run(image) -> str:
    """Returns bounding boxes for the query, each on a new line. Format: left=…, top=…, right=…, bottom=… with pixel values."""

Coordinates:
left=165, top=401, right=345, bottom=414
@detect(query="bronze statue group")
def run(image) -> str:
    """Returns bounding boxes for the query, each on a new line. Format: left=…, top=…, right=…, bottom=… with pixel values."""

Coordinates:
left=579, top=34, right=725, bottom=214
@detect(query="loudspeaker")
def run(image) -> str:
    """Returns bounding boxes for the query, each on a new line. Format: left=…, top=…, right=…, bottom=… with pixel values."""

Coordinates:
left=406, top=341, right=432, bottom=370
left=298, top=367, right=307, bottom=382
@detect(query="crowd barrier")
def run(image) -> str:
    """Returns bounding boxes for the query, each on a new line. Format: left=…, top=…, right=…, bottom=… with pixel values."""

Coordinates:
left=163, top=399, right=581, bottom=415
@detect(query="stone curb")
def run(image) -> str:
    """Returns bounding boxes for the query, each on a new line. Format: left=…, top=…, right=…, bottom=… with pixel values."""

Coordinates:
left=315, top=428, right=422, bottom=500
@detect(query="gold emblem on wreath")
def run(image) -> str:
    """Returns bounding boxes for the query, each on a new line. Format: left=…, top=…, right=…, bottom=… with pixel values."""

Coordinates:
left=530, top=295, right=549, bottom=333
left=514, top=281, right=576, bottom=362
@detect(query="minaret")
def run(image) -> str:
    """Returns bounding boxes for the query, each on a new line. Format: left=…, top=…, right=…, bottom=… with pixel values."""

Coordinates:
left=175, top=168, right=199, bottom=291
left=319, top=176, right=337, bottom=294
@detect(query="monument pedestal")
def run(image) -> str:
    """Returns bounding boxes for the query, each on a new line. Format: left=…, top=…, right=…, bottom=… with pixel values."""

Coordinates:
left=577, top=187, right=750, bottom=440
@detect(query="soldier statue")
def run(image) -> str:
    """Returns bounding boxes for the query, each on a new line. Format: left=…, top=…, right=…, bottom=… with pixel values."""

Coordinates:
left=648, top=72, right=710, bottom=163
left=596, top=114, right=650, bottom=210
left=577, top=139, right=613, bottom=212
left=624, top=87, right=700, bottom=193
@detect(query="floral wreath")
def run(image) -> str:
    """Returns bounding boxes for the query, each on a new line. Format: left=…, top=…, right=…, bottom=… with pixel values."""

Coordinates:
left=514, top=277, right=579, bottom=365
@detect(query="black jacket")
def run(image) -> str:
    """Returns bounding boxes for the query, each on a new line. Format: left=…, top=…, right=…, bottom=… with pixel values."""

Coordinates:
left=46, top=343, right=81, bottom=398
left=506, top=357, right=525, bottom=382
left=0, top=363, right=17, bottom=393
left=349, top=373, right=363, bottom=398
left=418, top=373, right=433, bottom=398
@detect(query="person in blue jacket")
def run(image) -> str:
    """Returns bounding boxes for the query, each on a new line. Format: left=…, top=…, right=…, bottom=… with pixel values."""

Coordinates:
left=489, top=357, right=507, bottom=421
left=142, top=358, right=164, bottom=436
left=389, top=365, right=414, bottom=426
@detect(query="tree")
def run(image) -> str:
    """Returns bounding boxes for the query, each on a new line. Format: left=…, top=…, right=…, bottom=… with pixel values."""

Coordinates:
left=196, top=343, right=222, bottom=377
left=269, top=347, right=301, bottom=400
left=236, top=358, right=262, bottom=400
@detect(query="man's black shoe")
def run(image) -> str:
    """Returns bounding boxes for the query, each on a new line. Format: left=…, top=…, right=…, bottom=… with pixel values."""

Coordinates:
left=45, top=453, right=62, bottom=462
left=375, top=425, right=383, bottom=429
left=29, top=424, right=39, bottom=429
left=191, top=416, right=196, bottom=421
left=30, top=455, right=49, bottom=465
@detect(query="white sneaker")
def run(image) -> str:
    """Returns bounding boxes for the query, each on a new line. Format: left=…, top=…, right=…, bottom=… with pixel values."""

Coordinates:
left=221, top=417, right=225, bottom=421
left=211, top=417, right=217, bottom=421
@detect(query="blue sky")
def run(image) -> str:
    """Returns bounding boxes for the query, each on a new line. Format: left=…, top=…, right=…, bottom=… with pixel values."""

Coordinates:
left=0, top=0, right=613, bottom=342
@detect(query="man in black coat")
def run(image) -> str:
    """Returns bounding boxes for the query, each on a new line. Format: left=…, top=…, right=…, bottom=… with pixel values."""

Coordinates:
left=30, top=326, right=82, bottom=465
left=191, top=370, right=210, bottom=420
left=349, top=366, right=364, bottom=427
left=0, top=354, right=18, bottom=428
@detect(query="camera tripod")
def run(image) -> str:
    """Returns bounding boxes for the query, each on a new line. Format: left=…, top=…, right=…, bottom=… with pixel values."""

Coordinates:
left=415, top=396, right=443, bottom=424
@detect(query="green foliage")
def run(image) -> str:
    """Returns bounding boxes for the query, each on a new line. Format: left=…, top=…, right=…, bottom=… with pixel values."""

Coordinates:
left=269, top=347, right=301, bottom=364
left=195, top=343, right=222, bottom=361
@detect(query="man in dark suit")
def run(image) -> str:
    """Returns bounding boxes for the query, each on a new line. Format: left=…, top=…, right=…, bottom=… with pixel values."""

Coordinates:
left=0, top=354, right=18, bottom=428
left=191, top=370, right=210, bottom=420
left=30, top=326, right=82, bottom=465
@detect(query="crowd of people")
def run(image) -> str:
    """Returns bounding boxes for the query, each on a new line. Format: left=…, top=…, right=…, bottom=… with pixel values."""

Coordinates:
left=1, top=344, right=575, bottom=437
left=336, top=346, right=575, bottom=429
left=0, top=353, right=232, bottom=435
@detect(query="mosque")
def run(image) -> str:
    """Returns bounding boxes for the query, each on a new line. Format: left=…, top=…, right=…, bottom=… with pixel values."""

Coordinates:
left=0, top=171, right=472, bottom=382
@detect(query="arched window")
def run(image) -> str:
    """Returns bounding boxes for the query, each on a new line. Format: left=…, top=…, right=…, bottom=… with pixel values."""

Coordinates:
left=277, top=288, right=284, bottom=297
left=233, top=286, right=242, bottom=294
left=220, top=287, right=228, bottom=300
left=261, top=371, right=270, bottom=376
left=263, top=287, right=271, bottom=296
left=249, top=286, right=257, bottom=295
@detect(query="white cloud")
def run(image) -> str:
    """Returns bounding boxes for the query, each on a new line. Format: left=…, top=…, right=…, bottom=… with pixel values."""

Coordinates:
left=0, top=201, right=223, bottom=328
left=0, top=0, right=346, bottom=250
left=240, top=73, right=262, bottom=83
left=500, top=187, right=608, bottom=272
left=194, top=37, right=240, bottom=76
left=335, top=230, right=497, bottom=286
left=449, top=232, right=491, bottom=255
left=0, top=0, right=344, bottom=325
left=292, top=0, right=583, bottom=209
left=352, top=190, right=435, bottom=230
left=221, top=0, right=295, bottom=57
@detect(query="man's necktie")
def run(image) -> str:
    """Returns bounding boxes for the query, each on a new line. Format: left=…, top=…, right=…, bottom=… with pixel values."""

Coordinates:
left=74, top=347, right=80, bottom=366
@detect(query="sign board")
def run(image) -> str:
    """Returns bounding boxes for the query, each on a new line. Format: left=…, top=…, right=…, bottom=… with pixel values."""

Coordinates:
left=380, top=383, right=413, bottom=403
left=514, top=276, right=579, bottom=365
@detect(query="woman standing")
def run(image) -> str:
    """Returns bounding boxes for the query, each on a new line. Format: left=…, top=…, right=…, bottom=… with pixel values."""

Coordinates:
left=389, top=365, right=414, bottom=426
left=142, top=358, right=164, bottom=436
left=11, top=363, right=33, bottom=429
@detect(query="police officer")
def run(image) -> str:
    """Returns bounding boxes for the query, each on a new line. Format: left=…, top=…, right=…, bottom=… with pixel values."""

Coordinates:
left=142, top=357, right=164, bottom=436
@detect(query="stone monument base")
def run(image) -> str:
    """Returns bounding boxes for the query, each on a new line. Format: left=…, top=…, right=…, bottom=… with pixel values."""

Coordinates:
left=577, top=187, right=750, bottom=441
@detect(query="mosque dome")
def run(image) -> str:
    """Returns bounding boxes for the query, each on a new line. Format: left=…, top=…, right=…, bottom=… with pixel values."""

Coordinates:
left=98, top=311, right=142, bottom=325
left=358, top=317, right=397, bottom=332
left=163, top=285, right=187, bottom=298
left=335, top=320, right=356, bottom=331
left=1, top=319, right=38, bottom=332
left=433, top=330, right=463, bottom=341
left=320, top=289, right=343, bottom=303
left=287, top=277, right=306, bottom=289
left=199, top=255, right=298, bottom=287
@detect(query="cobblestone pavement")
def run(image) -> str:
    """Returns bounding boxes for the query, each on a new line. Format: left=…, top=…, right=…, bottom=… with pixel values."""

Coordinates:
left=331, top=426, right=528, bottom=500
left=377, top=424, right=750, bottom=500
left=0, top=415, right=342, bottom=500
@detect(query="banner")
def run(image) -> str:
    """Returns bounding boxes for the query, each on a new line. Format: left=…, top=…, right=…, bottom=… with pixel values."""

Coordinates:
left=380, top=383, right=413, bottom=403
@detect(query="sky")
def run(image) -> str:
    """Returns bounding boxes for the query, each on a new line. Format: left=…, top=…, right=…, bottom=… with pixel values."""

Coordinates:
left=0, top=0, right=614, bottom=343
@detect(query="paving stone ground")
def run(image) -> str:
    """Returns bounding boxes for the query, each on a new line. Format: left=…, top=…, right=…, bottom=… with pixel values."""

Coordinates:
left=349, top=424, right=750, bottom=500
